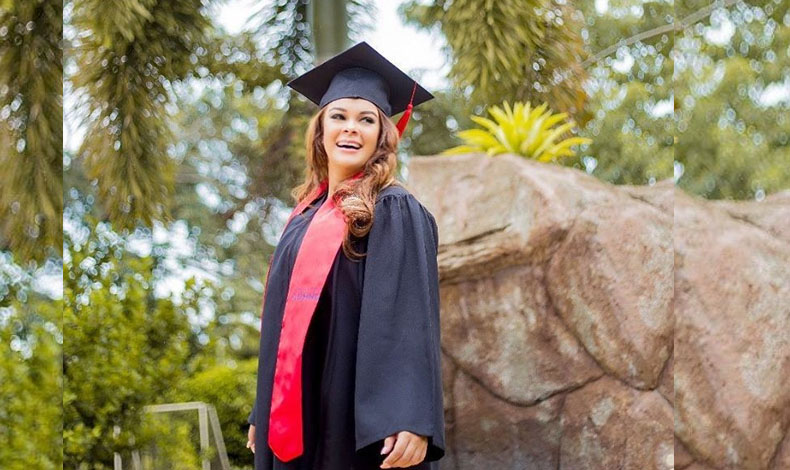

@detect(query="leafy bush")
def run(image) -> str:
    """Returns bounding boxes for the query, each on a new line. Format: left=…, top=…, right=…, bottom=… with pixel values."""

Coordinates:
left=63, top=219, right=209, bottom=468
left=0, top=254, right=63, bottom=470
left=174, top=358, right=258, bottom=468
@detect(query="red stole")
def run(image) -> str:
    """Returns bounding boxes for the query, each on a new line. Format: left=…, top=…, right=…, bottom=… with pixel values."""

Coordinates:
left=266, top=171, right=363, bottom=462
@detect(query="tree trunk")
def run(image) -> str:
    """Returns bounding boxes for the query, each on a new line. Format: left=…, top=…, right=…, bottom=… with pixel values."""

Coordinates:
left=308, top=0, right=349, bottom=64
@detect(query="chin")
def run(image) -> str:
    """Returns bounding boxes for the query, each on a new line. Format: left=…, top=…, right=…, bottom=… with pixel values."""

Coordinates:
left=329, top=153, right=371, bottom=171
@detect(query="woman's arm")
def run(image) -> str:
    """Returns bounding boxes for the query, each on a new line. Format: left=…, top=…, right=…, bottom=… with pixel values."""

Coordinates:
left=354, top=192, right=445, bottom=464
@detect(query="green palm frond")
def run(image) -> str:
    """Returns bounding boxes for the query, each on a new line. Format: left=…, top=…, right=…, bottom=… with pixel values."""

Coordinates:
left=70, top=0, right=213, bottom=232
left=442, top=100, right=592, bottom=163
left=400, top=0, right=589, bottom=121
left=0, top=0, right=63, bottom=262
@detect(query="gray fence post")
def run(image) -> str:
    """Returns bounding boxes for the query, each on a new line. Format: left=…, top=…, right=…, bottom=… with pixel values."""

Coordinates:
left=112, top=401, right=230, bottom=470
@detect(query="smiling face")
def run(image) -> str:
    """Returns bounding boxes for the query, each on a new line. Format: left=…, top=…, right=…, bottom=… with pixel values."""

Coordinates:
left=321, top=97, right=382, bottom=178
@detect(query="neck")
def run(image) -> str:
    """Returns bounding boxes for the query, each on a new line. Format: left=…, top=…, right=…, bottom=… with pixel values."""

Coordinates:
left=327, top=167, right=363, bottom=199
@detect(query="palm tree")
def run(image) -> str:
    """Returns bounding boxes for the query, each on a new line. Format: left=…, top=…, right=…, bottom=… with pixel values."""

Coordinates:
left=68, top=0, right=214, bottom=233
left=400, top=0, right=590, bottom=121
left=0, top=0, right=63, bottom=262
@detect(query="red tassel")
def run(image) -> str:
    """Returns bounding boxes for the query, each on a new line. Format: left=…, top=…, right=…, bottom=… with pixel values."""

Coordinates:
left=396, top=81, right=418, bottom=137
left=396, top=104, right=412, bottom=137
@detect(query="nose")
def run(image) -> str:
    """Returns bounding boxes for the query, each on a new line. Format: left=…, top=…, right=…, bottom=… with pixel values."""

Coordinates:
left=343, top=120, right=357, bottom=132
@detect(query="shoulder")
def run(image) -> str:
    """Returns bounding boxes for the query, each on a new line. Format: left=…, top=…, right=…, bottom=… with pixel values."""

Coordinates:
left=374, top=184, right=438, bottom=227
left=375, top=183, right=411, bottom=202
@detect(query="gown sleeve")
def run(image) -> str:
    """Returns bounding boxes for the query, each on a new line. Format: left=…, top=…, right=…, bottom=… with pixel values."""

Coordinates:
left=354, top=192, right=446, bottom=462
left=247, top=403, right=256, bottom=425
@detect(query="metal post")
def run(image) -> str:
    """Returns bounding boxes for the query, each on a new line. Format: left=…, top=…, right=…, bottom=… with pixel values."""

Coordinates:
left=198, top=404, right=211, bottom=470
left=208, top=406, right=231, bottom=470
left=114, top=425, right=123, bottom=469
left=131, top=450, right=141, bottom=470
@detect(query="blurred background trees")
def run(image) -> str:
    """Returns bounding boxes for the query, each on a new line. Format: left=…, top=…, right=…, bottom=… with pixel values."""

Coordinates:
left=674, top=0, right=790, bottom=199
left=0, top=257, right=62, bottom=470
left=0, top=0, right=62, bottom=263
left=63, top=207, right=206, bottom=465
left=572, top=0, right=675, bottom=186
left=1, top=2, right=63, bottom=469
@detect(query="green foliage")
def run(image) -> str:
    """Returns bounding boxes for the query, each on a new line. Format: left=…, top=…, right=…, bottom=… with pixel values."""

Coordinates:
left=197, top=30, right=288, bottom=94
left=444, top=101, right=591, bottom=162
left=570, top=1, right=674, bottom=186
left=63, top=215, right=209, bottom=467
left=673, top=3, right=790, bottom=199
left=0, top=254, right=63, bottom=470
left=398, top=89, right=475, bottom=158
left=0, top=0, right=63, bottom=263
left=400, top=0, right=589, bottom=120
left=579, top=80, right=674, bottom=185
left=69, top=0, right=214, bottom=231
left=135, top=416, right=201, bottom=469
left=573, top=0, right=789, bottom=197
left=166, top=83, right=305, bottom=360
left=400, top=0, right=676, bottom=186
left=173, top=359, right=258, bottom=467
left=247, top=0, right=375, bottom=74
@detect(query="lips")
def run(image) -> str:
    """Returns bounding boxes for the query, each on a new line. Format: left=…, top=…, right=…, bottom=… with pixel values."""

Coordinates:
left=337, top=141, right=362, bottom=150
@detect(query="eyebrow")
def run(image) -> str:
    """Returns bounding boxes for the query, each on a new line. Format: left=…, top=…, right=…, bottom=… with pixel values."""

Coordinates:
left=328, top=107, right=377, bottom=116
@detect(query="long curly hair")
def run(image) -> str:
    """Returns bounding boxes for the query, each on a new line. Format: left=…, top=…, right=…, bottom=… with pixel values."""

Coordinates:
left=290, top=104, right=403, bottom=260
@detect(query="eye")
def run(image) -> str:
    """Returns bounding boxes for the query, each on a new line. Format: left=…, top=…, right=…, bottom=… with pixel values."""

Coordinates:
left=364, top=117, right=375, bottom=124
left=331, top=113, right=345, bottom=120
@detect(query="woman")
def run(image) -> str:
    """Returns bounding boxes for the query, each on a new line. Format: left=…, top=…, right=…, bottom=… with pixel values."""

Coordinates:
left=246, top=42, right=445, bottom=470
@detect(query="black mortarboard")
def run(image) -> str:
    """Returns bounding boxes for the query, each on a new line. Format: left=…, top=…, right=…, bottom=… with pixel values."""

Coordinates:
left=286, top=41, right=434, bottom=136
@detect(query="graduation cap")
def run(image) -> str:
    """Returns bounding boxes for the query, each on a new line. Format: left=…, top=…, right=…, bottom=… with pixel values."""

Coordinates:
left=286, top=41, right=434, bottom=137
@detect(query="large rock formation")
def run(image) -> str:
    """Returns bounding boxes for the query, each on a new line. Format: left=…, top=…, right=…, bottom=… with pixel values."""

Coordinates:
left=406, top=153, right=789, bottom=470
left=674, top=190, right=790, bottom=470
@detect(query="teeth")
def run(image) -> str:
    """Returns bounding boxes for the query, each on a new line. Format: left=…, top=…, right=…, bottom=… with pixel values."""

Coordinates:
left=338, top=143, right=361, bottom=149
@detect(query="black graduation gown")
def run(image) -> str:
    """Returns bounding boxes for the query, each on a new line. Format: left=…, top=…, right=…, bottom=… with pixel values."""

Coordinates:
left=248, top=184, right=446, bottom=470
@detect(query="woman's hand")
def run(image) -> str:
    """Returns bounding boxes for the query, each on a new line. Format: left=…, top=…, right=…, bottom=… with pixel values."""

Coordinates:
left=246, top=425, right=255, bottom=454
left=379, top=430, right=427, bottom=468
